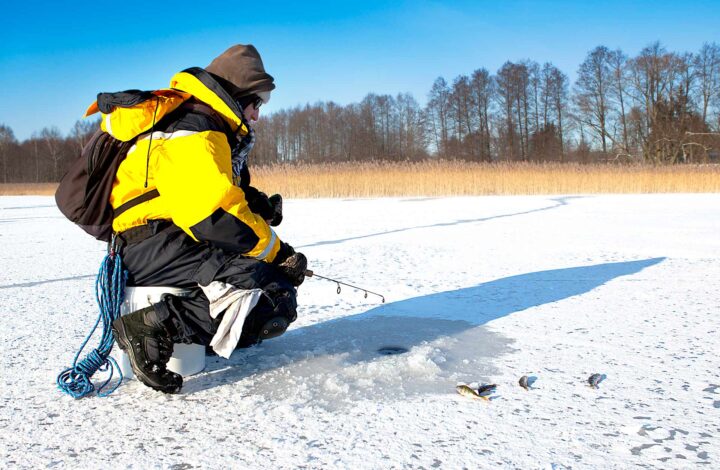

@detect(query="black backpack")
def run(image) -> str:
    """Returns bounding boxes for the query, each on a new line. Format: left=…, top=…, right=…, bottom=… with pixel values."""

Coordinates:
left=55, top=90, right=164, bottom=241
left=55, top=92, right=224, bottom=241
left=55, top=129, right=141, bottom=241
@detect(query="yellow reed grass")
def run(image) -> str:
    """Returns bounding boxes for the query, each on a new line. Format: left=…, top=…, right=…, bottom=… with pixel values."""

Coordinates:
left=0, top=183, right=58, bottom=196
left=1, top=162, right=718, bottom=197
left=252, top=161, right=720, bottom=198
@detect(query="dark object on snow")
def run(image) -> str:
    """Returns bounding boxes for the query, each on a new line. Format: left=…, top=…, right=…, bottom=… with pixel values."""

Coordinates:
left=377, top=346, right=409, bottom=355
left=587, top=373, right=603, bottom=389
left=519, top=375, right=537, bottom=390
left=477, top=383, right=497, bottom=398
left=111, top=305, right=183, bottom=394
left=519, top=375, right=530, bottom=390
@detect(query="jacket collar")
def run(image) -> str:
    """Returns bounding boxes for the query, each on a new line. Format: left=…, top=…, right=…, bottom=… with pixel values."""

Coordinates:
left=170, top=67, right=248, bottom=135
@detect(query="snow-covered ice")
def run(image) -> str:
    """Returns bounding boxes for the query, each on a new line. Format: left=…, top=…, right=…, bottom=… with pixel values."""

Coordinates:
left=1, top=194, right=719, bottom=468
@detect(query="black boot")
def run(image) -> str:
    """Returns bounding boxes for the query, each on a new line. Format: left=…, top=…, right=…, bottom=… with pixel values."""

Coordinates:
left=112, top=306, right=183, bottom=394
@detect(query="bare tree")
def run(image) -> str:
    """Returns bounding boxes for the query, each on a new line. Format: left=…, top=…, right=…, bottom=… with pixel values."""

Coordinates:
left=574, top=46, right=615, bottom=155
left=527, top=61, right=541, bottom=139
left=395, top=93, right=425, bottom=160
left=518, top=62, right=531, bottom=159
left=449, top=75, right=473, bottom=158
left=70, top=118, right=99, bottom=153
left=694, top=42, right=720, bottom=128
left=628, top=42, right=669, bottom=156
left=628, top=43, right=678, bottom=162
left=0, top=124, right=17, bottom=183
left=495, top=63, right=515, bottom=160
left=540, top=63, right=569, bottom=160
left=496, top=62, right=531, bottom=160
left=39, top=127, right=64, bottom=181
left=470, top=68, right=494, bottom=161
left=427, top=77, right=451, bottom=157
left=625, top=44, right=714, bottom=163
left=608, top=49, right=631, bottom=153
left=9, top=39, right=720, bottom=174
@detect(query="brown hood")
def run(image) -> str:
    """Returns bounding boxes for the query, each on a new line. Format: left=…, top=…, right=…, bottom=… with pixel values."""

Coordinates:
left=205, top=44, right=275, bottom=99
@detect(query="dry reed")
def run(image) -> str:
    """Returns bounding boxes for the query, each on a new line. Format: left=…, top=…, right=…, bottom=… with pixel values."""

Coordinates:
left=1, top=162, right=719, bottom=197
left=252, top=161, right=720, bottom=198
left=0, top=183, right=58, bottom=196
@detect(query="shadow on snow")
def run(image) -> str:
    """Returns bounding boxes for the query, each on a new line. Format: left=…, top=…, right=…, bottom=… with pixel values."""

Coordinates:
left=0, top=274, right=96, bottom=290
left=183, top=257, right=664, bottom=395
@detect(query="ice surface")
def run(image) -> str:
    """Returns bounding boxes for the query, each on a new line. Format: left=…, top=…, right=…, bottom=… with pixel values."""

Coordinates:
left=1, top=194, right=719, bottom=468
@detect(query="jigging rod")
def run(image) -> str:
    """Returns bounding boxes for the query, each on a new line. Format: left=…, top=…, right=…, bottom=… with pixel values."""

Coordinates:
left=304, top=270, right=385, bottom=303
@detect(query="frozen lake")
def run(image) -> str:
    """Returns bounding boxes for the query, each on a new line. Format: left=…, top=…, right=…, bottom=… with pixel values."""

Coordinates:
left=1, top=194, right=719, bottom=468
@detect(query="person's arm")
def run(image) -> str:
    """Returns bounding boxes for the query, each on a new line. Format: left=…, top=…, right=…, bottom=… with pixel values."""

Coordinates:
left=154, top=130, right=281, bottom=262
left=237, top=162, right=283, bottom=226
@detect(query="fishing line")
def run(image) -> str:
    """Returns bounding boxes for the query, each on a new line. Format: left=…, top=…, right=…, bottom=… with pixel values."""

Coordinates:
left=305, top=270, right=385, bottom=303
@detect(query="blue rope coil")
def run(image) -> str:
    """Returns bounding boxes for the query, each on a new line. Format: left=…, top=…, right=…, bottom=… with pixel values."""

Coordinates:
left=57, top=248, right=127, bottom=398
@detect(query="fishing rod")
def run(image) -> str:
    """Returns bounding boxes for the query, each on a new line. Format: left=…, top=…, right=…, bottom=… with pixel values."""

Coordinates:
left=304, top=270, right=385, bottom=303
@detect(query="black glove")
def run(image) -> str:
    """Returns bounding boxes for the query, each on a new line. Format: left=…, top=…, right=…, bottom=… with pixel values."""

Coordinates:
left=245, top=187, right=283, bottom=226
left=267, top=194, right=283, bottom=226
left=274, top=241, right=295, bottom=266
left=244, top=186, right=273, bottom=219
left=278, top=252, right=307, bottom=287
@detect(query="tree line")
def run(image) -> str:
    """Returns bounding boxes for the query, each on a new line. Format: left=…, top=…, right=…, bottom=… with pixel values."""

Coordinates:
left=1, top=41, right=719, bottom=183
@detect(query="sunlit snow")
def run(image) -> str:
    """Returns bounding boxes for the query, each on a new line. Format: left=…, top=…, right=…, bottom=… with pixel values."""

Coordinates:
left=1, top=194, right=718, bottom=468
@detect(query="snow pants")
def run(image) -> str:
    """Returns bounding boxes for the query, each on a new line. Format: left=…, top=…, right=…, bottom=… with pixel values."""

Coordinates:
left=115, top=220, right=297, bottom=347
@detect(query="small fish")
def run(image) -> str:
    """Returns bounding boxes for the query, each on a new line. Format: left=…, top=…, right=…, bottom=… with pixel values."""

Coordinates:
left=519, top=375, right=530, bottom=390
left=456, top=384, right=483, bottom=400
left=587, top=373, right=603, bottom=389
left=477, top=383, right=497, bottom=398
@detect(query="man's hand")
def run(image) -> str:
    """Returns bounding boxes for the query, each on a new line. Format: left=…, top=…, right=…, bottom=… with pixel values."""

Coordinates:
left=245, top=187, right=283, bottom=226
left=267, top=194, right=283, bottom=226
left=244, top=186, right=272, bottom=219
left=278, top=252, right=307, bottom=287
left=274, top=241, right=295, bottom=265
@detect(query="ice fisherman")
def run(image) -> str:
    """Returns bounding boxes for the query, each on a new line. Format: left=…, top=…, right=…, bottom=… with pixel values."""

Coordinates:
left=106, top=44, right=307, bottom=393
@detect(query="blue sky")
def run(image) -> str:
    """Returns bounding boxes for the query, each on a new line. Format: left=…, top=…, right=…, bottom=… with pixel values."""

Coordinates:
left=1, top=0, right=718, bottom=140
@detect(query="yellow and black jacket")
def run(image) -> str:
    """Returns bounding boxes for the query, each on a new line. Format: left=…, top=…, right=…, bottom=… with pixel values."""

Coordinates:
left=84, top=67, right=282, bottom=262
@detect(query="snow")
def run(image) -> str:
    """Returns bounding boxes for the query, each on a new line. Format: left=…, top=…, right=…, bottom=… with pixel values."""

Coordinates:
left=1, top=194, right=719, bottom=468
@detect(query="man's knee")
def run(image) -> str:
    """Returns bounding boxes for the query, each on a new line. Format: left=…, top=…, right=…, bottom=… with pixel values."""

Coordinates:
left=236, top=287, right=297, bottom=348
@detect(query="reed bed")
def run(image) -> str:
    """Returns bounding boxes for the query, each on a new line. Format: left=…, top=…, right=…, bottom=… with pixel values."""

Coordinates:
left=252, top=161, right=720, bottom=198
left=0, top=183, right=58, bottom=196
left=1, top=162, right=719, bottom=197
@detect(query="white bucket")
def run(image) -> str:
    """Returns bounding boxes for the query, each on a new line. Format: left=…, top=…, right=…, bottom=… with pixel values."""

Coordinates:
left=114, top=286, right=206, bottom=379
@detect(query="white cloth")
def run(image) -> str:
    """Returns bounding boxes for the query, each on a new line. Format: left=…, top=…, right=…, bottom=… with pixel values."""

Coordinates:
left=200, top=281, right=264, bottom=358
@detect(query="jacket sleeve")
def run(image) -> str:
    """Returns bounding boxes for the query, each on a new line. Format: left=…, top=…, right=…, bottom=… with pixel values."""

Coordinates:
left=154, top=129, right=282, bottom=262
